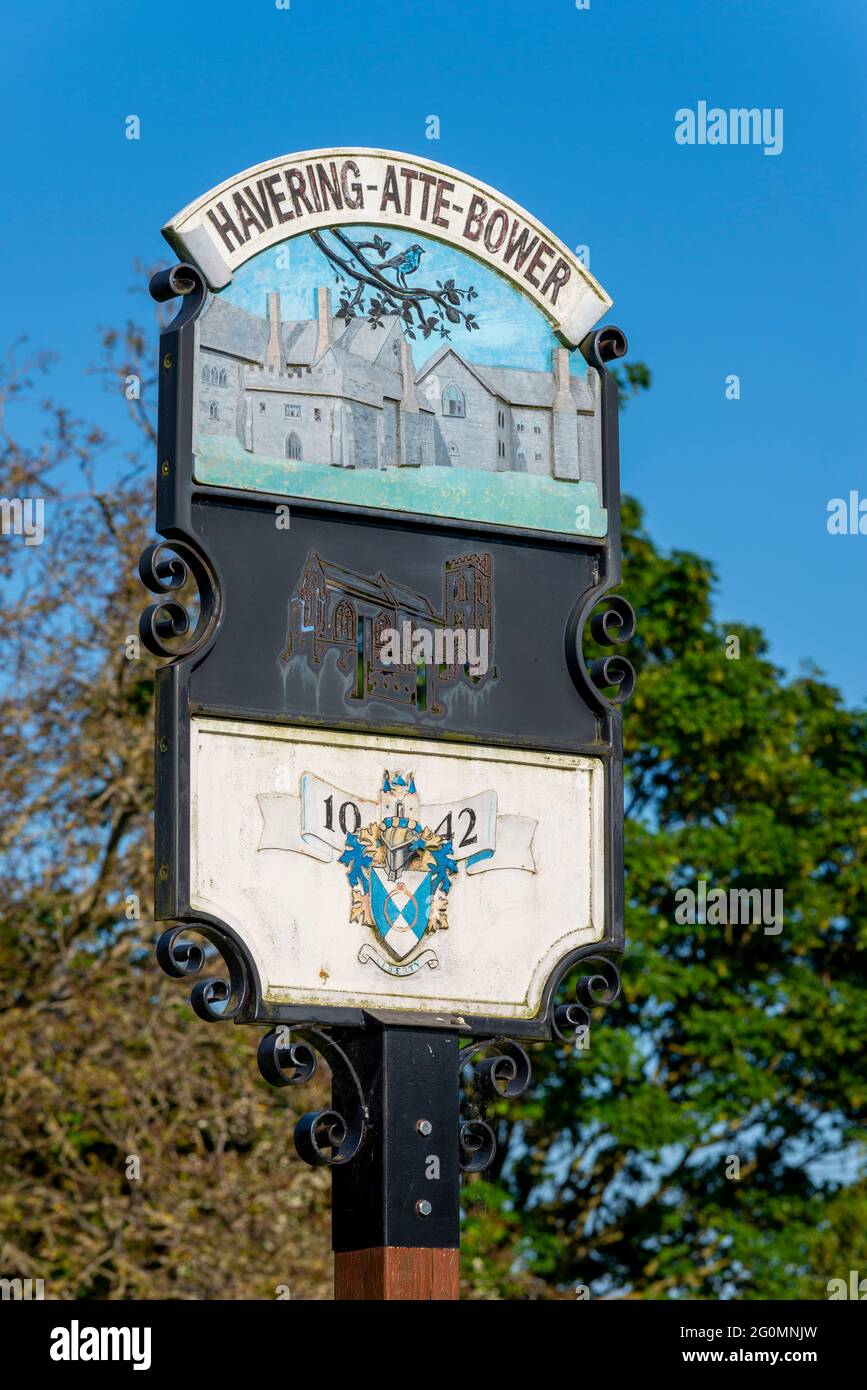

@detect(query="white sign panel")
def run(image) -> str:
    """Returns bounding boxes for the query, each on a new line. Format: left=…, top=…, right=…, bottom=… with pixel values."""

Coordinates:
left=190, top=718, right=606, bottom=1022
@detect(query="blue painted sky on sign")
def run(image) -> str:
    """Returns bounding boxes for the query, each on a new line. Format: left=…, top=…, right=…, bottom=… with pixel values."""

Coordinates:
left=221, top=226, right=587, bottom=376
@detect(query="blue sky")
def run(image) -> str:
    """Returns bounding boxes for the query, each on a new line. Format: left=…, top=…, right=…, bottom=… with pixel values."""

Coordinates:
left=2, top=0, right=865, bottom=702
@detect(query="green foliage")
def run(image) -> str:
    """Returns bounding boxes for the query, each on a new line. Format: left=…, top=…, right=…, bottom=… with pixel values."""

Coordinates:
left=462, top=498, right=867, bottom=1299
left=2, top=332, right=863, bottom=1300
left=0, top=332, right=333, bottom=1300
left=611, top=360, right=652, bottom=405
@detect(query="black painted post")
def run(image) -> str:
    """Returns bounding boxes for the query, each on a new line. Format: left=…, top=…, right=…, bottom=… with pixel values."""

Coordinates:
left=331, top=1025, right=461, bottom=1299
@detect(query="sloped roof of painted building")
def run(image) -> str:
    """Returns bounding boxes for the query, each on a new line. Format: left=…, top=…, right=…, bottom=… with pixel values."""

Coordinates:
left=199, top=296, right=421, bottom=381
left=416, top=345, right=595, bottom=410
left=476, top=364, right=594, bottom=411
left=306, top=554, right=440, bottom=622
left=198, top=298, right=271, bottom=361
left=200, top=296, right=324, bottom=365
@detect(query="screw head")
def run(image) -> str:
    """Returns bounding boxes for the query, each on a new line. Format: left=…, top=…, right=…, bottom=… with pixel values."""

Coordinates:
left=416, top=1119, right=432, bottom=1137
left=161, top=460, right=170, bottom=476
left=416, top=1200, right=432, bottom=1217
left=163, top=353, right=173, bottom=371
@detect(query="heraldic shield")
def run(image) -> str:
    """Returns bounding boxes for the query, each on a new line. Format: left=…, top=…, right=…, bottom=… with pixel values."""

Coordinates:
left=370, top=866, right=433, bottom=961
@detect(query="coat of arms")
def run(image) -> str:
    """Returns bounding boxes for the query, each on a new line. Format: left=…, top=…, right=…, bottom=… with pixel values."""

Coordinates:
left=257, top=763, right=539, bottom=978
left=338, top=771, right=457, bottom=976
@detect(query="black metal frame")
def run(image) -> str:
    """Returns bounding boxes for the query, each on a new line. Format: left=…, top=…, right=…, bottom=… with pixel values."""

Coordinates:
left=143, top=261, right=632, bottom=1205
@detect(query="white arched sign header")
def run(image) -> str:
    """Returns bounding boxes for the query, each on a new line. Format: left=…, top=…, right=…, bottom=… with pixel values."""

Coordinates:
left=163, top=147, right=611, bottom=346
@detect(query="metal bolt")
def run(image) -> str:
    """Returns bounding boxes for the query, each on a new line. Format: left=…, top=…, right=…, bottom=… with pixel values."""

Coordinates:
left=159, top=736, right=169, bottom=752
left=163, top=353, right=173, bottom=371
left=415, top=1200, right=432, bottom=1217
left=158, top=864, right=169, bottom=881
left=161, top=460, right=171, bottom=476
left=416, top=1119, right=432, bottom=1136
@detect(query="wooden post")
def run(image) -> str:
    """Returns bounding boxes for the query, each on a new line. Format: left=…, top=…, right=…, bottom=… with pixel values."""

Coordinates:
left=334, top=1247, right=459, bottom=1301
left=331, top=1024, right=461, bottom=1300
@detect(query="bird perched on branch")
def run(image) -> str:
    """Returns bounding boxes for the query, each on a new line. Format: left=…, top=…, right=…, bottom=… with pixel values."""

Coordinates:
left=375, top=243, right=425, bottom=288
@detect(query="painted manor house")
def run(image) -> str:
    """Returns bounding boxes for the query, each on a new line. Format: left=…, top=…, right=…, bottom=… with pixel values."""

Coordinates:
left=197, top=288, right=602, bottom=489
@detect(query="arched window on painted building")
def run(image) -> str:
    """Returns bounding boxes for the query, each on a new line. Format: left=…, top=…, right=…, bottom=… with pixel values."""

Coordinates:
left=286, top=432, right=303, bottom=460
left=208, top=400, right=220, bottom=420
left=300, top=574, right=323, bottom=632
left=442, top=384, right=466, bottom=418
left=374, top=611, right=392, bottom=660
left=334, top=599, right=355, bottom=643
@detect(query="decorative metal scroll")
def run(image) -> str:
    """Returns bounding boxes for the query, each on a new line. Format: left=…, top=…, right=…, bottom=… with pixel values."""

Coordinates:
left=458, top=1038, right=533, bottom=1173
left=588, top=595, right=637, bottom=704
left=553, top=953, right=622, bottom=1044
left=257, top=1026, right=367, bottom=1167
left=139, top=539, right=220, bottom=661
left=156, top=922, right=248, bottom=1022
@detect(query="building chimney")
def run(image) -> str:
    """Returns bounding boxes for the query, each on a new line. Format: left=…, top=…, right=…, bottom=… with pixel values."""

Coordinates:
left=315, top=286, right=332, bottom=358
left=552, top=347, right=575, bottom=411
left=399, top=337, right=419, bottom=412
left=266, top=291, right=282, bottom=369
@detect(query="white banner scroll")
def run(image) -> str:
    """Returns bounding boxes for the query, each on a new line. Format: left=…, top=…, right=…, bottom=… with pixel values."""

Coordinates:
left=465, top=814, right=538, bottom=875
left=258, top=775, right=536, bottom=874
left=258, top=774, right=377, bottom=862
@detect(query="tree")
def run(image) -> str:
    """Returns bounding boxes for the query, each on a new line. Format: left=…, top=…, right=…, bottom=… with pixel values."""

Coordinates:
left=0, top=323, right=332, bottom=1300
left=462, top=497, right=867, bottom=1299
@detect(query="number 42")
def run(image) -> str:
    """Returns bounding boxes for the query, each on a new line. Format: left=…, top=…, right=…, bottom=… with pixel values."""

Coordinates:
left=434, top=808, right=477, bottom=849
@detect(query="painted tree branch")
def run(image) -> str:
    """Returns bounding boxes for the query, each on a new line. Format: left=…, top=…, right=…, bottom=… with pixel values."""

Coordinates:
left=310, top=228, right=479, bottom=342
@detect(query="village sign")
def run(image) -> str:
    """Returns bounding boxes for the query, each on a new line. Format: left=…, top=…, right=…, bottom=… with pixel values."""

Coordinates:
left=140, top=148, right=634, bottom=1285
